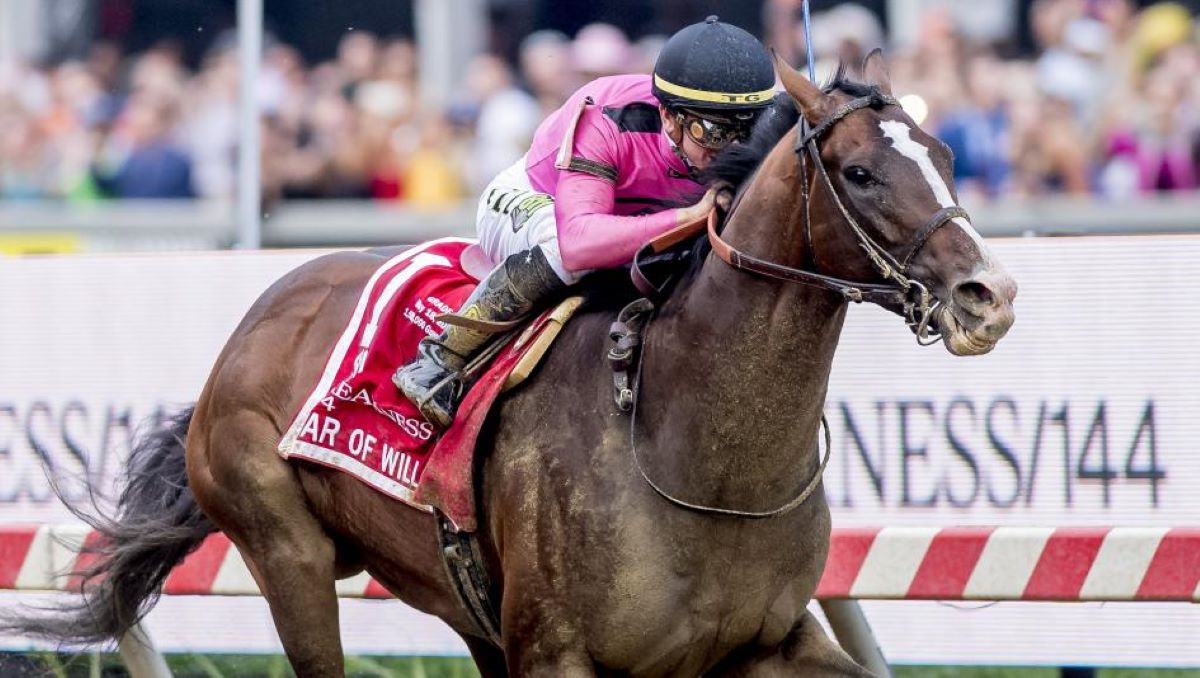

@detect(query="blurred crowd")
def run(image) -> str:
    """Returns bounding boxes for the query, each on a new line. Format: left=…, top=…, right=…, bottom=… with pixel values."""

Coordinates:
left=0, top=0, right=1197, bottom=206
left=786, top=0, right=1200, bottom=200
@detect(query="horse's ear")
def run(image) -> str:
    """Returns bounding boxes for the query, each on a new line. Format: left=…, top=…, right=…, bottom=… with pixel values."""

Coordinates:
left=862, top=48, right=893, bottom=97
left=772, top=50, right=827, bottom=122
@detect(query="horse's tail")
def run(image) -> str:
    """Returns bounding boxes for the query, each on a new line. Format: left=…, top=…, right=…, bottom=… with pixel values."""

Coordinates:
left=4, top=405, right=215, bottom=645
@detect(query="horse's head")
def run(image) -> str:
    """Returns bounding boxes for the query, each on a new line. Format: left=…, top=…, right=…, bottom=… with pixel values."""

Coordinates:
left=776, top=51, right=1016, bottom=355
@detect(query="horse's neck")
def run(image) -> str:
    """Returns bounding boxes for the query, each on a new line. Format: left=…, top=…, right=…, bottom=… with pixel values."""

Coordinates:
left=639, top=142, right=848, bottom=508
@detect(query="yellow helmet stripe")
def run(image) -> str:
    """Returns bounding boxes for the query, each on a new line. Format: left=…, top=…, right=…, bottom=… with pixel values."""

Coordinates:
left=654, top=74, right=775, bottom=105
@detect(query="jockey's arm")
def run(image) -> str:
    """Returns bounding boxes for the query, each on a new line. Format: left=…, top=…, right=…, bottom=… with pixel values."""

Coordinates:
left=554, top=171, right=716, bottom=274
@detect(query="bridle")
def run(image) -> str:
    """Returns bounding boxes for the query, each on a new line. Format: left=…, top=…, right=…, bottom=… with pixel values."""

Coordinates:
left=707, top=89, right=972, bottom=344
left=626, top=89, right=973, bottom=519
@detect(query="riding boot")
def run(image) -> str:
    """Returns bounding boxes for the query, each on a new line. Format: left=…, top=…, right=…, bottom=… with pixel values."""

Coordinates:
left=393, top=246, right=567, bottom=428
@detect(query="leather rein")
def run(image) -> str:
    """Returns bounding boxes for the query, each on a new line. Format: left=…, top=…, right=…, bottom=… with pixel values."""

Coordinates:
left=622, top=90, right=972, bottom=519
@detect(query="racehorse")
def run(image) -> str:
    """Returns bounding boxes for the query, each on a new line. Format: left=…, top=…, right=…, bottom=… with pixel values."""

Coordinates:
left=9, top=53, right=1015, bottom=676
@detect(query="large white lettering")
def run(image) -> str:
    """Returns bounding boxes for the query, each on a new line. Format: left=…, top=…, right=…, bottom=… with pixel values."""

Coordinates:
left=347, top=428, right=376, bottom=461
left=300, top=412, right=321, bottom=441
left=318, top=415, right=341, bottom=446
left=379, top=444, right=421, bottom=487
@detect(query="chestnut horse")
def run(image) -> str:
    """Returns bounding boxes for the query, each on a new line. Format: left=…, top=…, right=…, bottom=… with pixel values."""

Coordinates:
left=10, top=54, right=1015, bottom=676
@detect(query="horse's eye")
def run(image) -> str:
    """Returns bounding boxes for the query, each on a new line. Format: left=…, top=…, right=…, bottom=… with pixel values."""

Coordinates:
left=843, top=166, right=874, bottom=186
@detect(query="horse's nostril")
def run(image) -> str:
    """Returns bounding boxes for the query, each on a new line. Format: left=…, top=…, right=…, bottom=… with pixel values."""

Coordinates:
left=953, top=281, right=995, bottom=312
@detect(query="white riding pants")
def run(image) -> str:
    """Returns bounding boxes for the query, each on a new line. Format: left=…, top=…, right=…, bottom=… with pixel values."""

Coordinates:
left=475, top=157, right=580, bottom=284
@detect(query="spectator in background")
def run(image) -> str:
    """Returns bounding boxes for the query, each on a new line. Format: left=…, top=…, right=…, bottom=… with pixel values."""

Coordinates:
left=335, top=31, right=380, bottom=100
left=519, top=30, right=576, bottom=114
left=1009, top=89, right=1092, bottom=195
left=937, top=51, right=1013, bottom=199
left=1128, top=1, right=1194, bottom=70
left=184, top=44, right=239, bottom=200
left=355, top=77, right=414, bottom=199
left=1094, top=0, right=1139, bottom=81
left=1101, top=50, right=1199, bottom=194
left=127, top=43, right=187, bottom=102
left=402, top=111, right=465, bottom=208
left=765, top=1, right=886, bottom=82
left=377, top=38, right=418, bottom=88
left=632, top=34, right=669, bottom=73
left=571, top=23, right=633, bottom=80
left=86, top=41, right=123, bottom=93
left=257, top=43, right=311, bottom=147
left=763, top=0, right=804, bottom=66
left=1096, top=3, right=1199, bottom=195
left=0, top=101, right=52, bottom=199
left=306, top=89, right=373, bottom=198
left=463, top=54, right=540, bottom=193
left=92, top=91, right=194, bottom=198
left=40, top=60, right=105, bottom=199
left=808, top=3, right=885, bottom=73
left=1035, top=13, right=1109, bottom=122
left=898, top=7, right=965, bottom=128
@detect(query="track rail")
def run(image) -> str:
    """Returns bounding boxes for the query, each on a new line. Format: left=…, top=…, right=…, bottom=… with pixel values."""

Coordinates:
left=3, top=524, right=1197, bottom=602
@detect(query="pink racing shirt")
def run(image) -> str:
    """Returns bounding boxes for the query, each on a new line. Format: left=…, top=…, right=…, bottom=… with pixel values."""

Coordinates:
left=524, top=74, right=705, bottom=273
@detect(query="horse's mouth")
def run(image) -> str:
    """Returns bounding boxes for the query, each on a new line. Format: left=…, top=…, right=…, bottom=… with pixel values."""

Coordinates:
left=936, top=304, right=1006, bottom=356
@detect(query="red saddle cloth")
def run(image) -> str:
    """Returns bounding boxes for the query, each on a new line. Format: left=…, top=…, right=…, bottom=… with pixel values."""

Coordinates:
left=278, top=239, right=547, bottom=531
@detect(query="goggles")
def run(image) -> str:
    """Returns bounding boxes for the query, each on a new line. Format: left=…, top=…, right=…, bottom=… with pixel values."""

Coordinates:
left=675, top=110, right=754, bottom=150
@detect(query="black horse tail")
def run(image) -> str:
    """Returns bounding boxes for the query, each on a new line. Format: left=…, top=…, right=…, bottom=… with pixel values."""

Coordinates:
left=4, top=406, right=216, bottom=645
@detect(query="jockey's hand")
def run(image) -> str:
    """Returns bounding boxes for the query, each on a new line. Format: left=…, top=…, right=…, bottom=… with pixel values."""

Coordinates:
left=712, top=183, right=735, bottom=213
left=676, top=184, right=734, bottom=227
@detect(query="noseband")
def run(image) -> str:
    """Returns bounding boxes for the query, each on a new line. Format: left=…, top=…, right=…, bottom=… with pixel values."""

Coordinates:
left=707, top=90, right=972, bottom=343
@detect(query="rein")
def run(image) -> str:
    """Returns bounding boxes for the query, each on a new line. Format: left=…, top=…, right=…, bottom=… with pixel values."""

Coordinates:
left=619, top=89, right=972, bottom=519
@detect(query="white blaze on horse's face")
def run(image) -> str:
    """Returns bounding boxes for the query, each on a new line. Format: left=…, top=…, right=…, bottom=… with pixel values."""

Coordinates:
left=877, top=120, right=994, bottom=266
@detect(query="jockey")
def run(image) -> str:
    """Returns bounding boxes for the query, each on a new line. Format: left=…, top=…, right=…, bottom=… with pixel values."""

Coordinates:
left=394, top=16, right=776, bottom=427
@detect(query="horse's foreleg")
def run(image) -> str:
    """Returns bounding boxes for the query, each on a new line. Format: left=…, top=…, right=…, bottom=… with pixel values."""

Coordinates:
left=190, top=412, right=346, bottom=678
left=716, top=610, right=877, bottom=678
left=497, top=569, right=595, bottom=676
left=499, top=615, right=594, bottom=677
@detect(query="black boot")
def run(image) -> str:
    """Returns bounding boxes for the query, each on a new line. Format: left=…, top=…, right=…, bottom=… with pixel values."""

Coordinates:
left=393, top=246, right=566, bottom=427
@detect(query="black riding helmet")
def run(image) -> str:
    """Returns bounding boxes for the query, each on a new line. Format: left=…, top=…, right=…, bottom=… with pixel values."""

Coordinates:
left=652, top=16, right=776, bottom=149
